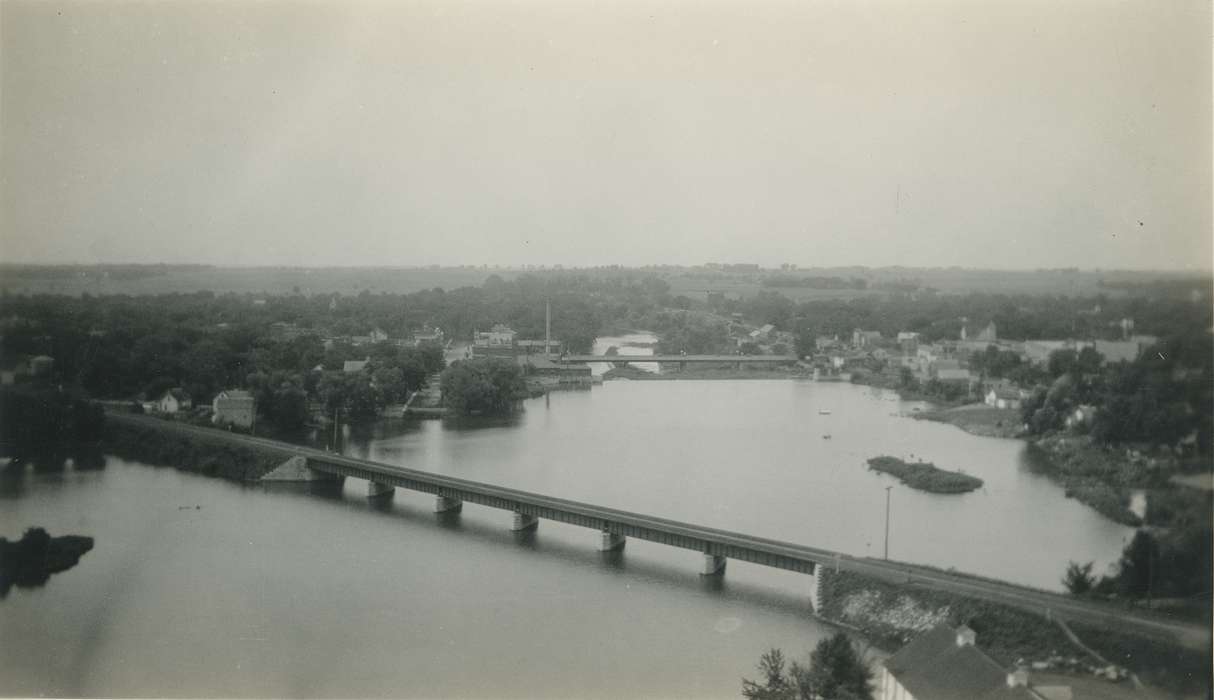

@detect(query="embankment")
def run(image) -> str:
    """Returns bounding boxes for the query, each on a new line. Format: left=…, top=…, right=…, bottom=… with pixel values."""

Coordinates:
left=912, top=404, right=1024, bottom=439
left=813, top=567, right=1209, bottom=694
left=102, top=416, right=285, bottom=481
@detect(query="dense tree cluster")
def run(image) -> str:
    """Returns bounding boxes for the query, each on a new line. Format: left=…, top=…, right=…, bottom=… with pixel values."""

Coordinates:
left=439, top=358, right=528, bottom=416
left=0, top=384, right=104, bottom=465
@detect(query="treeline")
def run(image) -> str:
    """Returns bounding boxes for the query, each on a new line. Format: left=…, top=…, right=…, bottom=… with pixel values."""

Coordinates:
left=0, top=271, right=677, bottom=409
left=0, top=384, right=105, bottom=467
left=1020, top=335, right=1213, bottom=453
left=761, top=275, right=867, bottom=290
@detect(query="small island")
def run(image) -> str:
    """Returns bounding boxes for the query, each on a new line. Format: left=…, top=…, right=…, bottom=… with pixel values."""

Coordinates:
left=866, top=456, right=984, bottom=494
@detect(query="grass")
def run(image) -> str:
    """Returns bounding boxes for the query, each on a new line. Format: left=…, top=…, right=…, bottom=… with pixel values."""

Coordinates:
left=866, top=456, right=984, bottom=493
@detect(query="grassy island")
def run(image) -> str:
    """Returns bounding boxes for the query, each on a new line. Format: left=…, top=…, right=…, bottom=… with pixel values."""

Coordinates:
left=866, top=456, right=983, bottom=493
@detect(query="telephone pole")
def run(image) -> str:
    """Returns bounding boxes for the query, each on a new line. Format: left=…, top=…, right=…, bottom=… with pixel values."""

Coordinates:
left=884, top=486, right=893, bottom=560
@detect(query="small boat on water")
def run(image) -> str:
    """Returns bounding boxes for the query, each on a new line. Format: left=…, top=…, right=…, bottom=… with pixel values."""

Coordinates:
left=822, top=434, right=832, bottom=440
left=818, top=409, right=832, bottom=415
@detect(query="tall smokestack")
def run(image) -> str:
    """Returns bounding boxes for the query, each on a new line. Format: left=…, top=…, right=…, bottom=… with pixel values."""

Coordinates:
left=545, top=300, right=551, bottom=357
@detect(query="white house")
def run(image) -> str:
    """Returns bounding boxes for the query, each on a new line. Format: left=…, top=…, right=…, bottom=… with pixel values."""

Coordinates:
left=212, top=389, right=256, bottom=429
left=156, top=388, right=192, bottom=414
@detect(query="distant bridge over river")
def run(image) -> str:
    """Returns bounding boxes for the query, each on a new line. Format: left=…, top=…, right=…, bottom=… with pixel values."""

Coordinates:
left=558, top=354, right=798, bottom=366
left=109, top=413, right=1209, bottom=652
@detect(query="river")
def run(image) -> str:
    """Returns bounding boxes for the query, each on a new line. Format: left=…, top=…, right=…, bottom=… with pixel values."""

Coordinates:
left=0, top=375, right=1134, bottom=697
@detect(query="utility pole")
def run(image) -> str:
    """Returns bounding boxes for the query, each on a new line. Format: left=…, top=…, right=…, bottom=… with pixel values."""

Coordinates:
left=332, top=405, right=339, bottom=452
left=884, top=486, right=893, bottom=560
left=545, top=299, right=551, bottom=358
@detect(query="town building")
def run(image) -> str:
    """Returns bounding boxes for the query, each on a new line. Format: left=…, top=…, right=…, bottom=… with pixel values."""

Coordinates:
left=880, top=625, right=1067, bottom=700
left=853, top=329, right=883, bottom=348
left=212, top=389, right=256, bottom=429
left=473, top=324, right=518, bottom=356
left=413, top=326, right=445, bottom=347
left=984, top=383, right=1027, bottom=410
left=960, top=321, right=998, bottom=342
left=156, top=388, right=192, bottom=414
left=343, top=358, right=371, bottom=373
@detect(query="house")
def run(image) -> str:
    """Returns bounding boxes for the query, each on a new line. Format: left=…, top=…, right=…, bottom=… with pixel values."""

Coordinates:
left=880, top=624, right=1060, bottom=700
left=343, top=358, right=371, bottom=373
left=897, top=332, right=921, bottom=354
left=212, top=389, right=256, bottom=429
left=413, top=326, right=445, bottom=347
left=984, top=383, right=1026, bottom=410
left=1, top=358, right=30, bottom=385
left=1066, top=404, right=1097, bottom=430
left=960, top=321, right=997, bottom=342
left=816, top=336, right=841, bottom=351
left=1092, top=340, right=1140, bottom=364
left=935, top=368, right=975, bottom=388
left=369, top=327, right=390, bottom=344
left=852, top=329, right=883, bottom=348
left=753, top=324, right=776, bottom=341
left=156, top=388, right=192, bottom=414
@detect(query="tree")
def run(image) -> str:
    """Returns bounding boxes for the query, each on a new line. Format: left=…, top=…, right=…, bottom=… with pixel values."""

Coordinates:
left=1062, top=561, right=1096, bottom=595
left=440, top=358, right=527, bottom=416
left=805, top=632, right=873, bottom=700
left=741, top=634, right=873, bottom=700
left=742, top=649, right=792, bottom=700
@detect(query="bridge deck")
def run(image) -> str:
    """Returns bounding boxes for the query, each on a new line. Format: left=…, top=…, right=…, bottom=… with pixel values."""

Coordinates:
left=107, top=413, right=1209, bottom=650
left=559, top=354, right=797, bottom=363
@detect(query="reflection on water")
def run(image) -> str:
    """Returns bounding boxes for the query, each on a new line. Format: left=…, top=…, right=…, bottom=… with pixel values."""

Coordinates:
left=0, top=527, right=94, bottom=598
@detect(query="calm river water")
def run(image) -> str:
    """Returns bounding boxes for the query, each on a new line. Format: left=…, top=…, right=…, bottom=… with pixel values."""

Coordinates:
left=0, top=379, right=1133, bottom=698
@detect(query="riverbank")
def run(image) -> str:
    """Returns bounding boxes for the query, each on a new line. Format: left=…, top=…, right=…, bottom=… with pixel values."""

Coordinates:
left=913, top=403, right=1024, bottom=439
left=102, top=416, right=285, bottom=481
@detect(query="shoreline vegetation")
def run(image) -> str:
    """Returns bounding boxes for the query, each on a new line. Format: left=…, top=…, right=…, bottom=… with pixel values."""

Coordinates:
left=911, top=404, right=1024, bottom=439
left=866, top=456, right=984, bottom=493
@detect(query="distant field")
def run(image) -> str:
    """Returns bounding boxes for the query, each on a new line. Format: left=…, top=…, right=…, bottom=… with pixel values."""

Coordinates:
left=0, top=266, right=511, bottom=296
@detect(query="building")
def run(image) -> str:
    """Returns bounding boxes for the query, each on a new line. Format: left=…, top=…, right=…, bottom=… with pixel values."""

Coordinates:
left=935, top=368, right=976, bottom=388
left=156, top=388, right=192, bottom=414
left=853, top=329, right=883, bottom=348
left=960, top=321, right=998, bottom=342
left=880, top=625, right=1065, bottom=700
left=368, top=327, right=390, bottom=343
left=473, top=325, right=519, bottom=356
left=516, top=339, right=562, bottom=356
left=897, top=332, right=921, bottom=355
left=212, top=390, right=256, bottom=429
left=750, top=324, right=776, bottom=342
left=413, top=326, right=445, bottom=347
left=1091, top=340, right=1140, bottom=364
left=343, top=358, right=371, bottom=373
left=984, top=383, right=1026, bottom=410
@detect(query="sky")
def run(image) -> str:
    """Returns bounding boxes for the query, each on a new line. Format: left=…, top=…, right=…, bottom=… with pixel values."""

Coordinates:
left=1, top=0, right=1210, bottom=271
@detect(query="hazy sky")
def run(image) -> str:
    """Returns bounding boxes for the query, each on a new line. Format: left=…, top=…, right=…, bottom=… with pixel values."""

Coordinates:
left=2, top=1, right=1210, bottom=270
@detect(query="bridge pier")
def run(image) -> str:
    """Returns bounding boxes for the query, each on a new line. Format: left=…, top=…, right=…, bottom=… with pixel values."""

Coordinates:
left=511, top=512, right=539, bottom=531
left=598, top=531, right=626, bottom=552
left=807, top=568, right=822, bottom=614
left=434, top=495, right=463, bottom=513
left=366, top=480, right=394, bottom=498
left=701, top=554, right=727, bottom=576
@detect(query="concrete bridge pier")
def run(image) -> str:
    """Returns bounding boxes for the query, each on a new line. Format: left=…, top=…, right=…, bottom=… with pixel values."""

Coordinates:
left=807, top=569, right=822, bottom=614
left=511, top=512, right=539, bottom=531
left=598, top=531, right=626, bottom=552
left=434, top=495, right=463, bottom=513
left=366, top=480, right=394, bottom=499
left=701, top=553, right=727, bottom=576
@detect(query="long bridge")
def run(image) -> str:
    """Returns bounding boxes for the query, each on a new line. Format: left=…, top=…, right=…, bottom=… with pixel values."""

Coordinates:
left=558, top=354, right=798, bottom=365
left=110, top=413, right=1208, bottom=651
